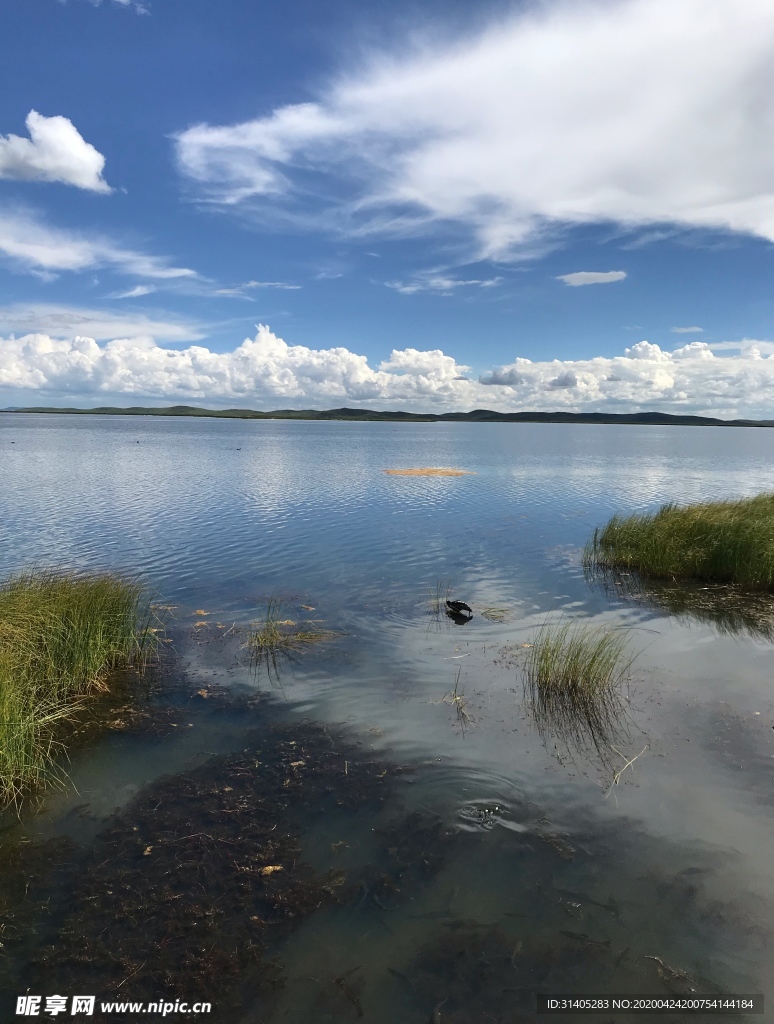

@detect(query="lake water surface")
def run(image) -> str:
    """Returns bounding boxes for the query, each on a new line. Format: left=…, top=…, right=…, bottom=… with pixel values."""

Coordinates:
left=1, top=414, right=773, bottom=1022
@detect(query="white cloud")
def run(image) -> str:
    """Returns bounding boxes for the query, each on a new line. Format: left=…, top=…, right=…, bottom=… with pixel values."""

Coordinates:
left=385, top=272, right=503, bottom=295
left=624, top=340, right=671, bottom=362
left=0, top=208, right=197, bottom=280
left=547, top=371, right=579, bottom=388
left=556, top=271, right=627, bottom=287
left=113, top=285, right=157, bottom=299
left=671, top=341, right=715, bottom=360
left=69, top=0, right=150, bottom=13
left=0, top=304, right=205, bottom=343
left=0, top=111, right=111, bottom=192
left=175, top=0, right=774, bottom=258
left=379, top=347, right=467, bottom=377
left=4, top=325, right=774, bottom=419
left=709, top=339, right=774, bottom=356
left=213, top=280, right=301, bottom=298
left=671, top=325, right=704, bottom=333
left=479, top=364, right=530, bottom=386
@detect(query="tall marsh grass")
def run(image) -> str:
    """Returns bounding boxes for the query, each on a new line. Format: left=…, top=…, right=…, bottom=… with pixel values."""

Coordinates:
left=524, top=620, right=634, bottom=756
left=0, top=569, right=158, bottom=804
left=585, top=493, right=774, bottom=589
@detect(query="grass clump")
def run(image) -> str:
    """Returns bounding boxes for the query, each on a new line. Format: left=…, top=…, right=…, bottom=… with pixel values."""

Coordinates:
left=523, top=620, right=634, bottom=757
left=440, top=667, right=471, bottom=734
left=428, top=579, right=453, bottom=617
left=585, top=493, right=774, bottom=589
left=0, top=569, right=158, bottom=804
left=246, top=599, right=341, bottom=676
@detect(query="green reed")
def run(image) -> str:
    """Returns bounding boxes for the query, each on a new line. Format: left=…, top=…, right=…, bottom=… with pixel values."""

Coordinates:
left=428, top=579, right=453, bottom=616
left=585, top=493, right=774, bottom=589
left=523, top=620, right=634, bottom=757
left=0, top=569, right=158, bottom=804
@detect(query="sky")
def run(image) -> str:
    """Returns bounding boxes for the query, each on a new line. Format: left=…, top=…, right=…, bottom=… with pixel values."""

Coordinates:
left=1, top=0, right=773, bottom=416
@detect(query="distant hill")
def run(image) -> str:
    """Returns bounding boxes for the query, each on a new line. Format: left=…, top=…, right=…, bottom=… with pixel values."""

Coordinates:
left=4, top=405, right=774, bottom=427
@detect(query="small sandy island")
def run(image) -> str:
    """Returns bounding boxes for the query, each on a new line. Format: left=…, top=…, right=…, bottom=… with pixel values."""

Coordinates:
left=383, top=467, right=476, bottom=476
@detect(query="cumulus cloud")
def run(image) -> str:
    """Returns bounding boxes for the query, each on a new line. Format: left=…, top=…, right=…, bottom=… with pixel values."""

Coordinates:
left=624, top=340, right=671, bottom=362
left=671, top=341, right=714, bottom=360
left=4, top=325, right=774, bottom=419
left=379, top=347, right=467, bottom=377
left=0, top=111, right=111, bottom=192
left=547, top=371, right=579, bottom=388
left=556, top=271, right=627, bottom=287
left=0, top=208, right=196, bottom=280
left=175, top=0, right=774, bottom=257
left=479, top=363, right=530, bottom=386
left=671, top=325, right=704, bottom=333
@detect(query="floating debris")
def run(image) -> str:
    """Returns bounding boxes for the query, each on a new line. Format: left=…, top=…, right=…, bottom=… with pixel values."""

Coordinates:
left=645, top=954, right=697, bottom=986
left=481, top=607, right=508, bottom=622
left=552, top=884, right=621, bottom=919
left=333, top=971, right=364, bottom=1018
left=560, top=929, right=611, bottom=948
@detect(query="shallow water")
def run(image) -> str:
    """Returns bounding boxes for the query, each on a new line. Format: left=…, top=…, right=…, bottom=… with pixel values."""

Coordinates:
left=1, top=414, right=773, bottom=1021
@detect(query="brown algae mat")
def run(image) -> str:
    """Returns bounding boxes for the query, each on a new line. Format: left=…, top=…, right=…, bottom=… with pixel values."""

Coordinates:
left=384, top=468, right=475, bottom=477
left=3, top=718, right=409, bottom=1021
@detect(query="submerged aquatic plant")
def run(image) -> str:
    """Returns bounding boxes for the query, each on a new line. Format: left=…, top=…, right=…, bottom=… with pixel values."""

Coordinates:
left=245, top=598, right=340, bottom=677
left=0, top=568, right=158, bottom=804
left=587, top=568, right=774, bottom=640
left=585, top=493, right=774, bottom=589
left=523, top=620, right=635, bottom=759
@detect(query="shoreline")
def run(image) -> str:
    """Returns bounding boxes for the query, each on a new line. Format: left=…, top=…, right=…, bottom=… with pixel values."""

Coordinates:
left=4, top=405, right=774, bottom=427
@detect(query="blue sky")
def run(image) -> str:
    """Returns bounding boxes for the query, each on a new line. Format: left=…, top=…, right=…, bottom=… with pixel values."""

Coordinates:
left=1, top=0, right=774, bottom=415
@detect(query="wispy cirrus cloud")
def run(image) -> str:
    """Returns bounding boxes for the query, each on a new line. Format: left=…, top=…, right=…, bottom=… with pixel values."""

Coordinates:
left=0, top=111, right=111, bottom=192
left=556, top=271, right=627, bottom=287
left=3, top=324, right=774, bottom=420
left=111, top=285, right=157, bottom=299
left=64, top=0, right=150, bottom=14
left=671, top=325, right=704, bottom=333
left=0, top=208, right=197, bottom=281
left=213, top=280, right=301, bottom=298
left=0, top=303, right=205, bottom=342
left=174, top=0, right=774, bottom=259
left=385, top=272, right=503, bottom=295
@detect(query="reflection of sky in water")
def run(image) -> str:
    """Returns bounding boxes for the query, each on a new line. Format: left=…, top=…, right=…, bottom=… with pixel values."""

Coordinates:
left=2, top=413, right=774, bottom=1008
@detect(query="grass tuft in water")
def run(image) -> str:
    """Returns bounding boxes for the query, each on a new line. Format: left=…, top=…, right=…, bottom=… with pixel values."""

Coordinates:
left=245, top=599, right=340, bottom=676
left=523, top=620, right=634, bottom=758
left=441, top=667, right=471, bottom=734
left=0, top=568, right=158, bottom=805
left=585, top=493, right=774, bottom=589
left=428, top=579, right=453, bottom=617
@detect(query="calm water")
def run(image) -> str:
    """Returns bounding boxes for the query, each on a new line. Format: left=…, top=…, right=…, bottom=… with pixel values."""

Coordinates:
left=1, top=414, right=773, bottom=1021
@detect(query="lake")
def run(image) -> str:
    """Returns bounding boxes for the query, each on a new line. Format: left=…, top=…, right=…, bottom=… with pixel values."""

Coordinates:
left=1, top=413, right=773, bottom=1022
